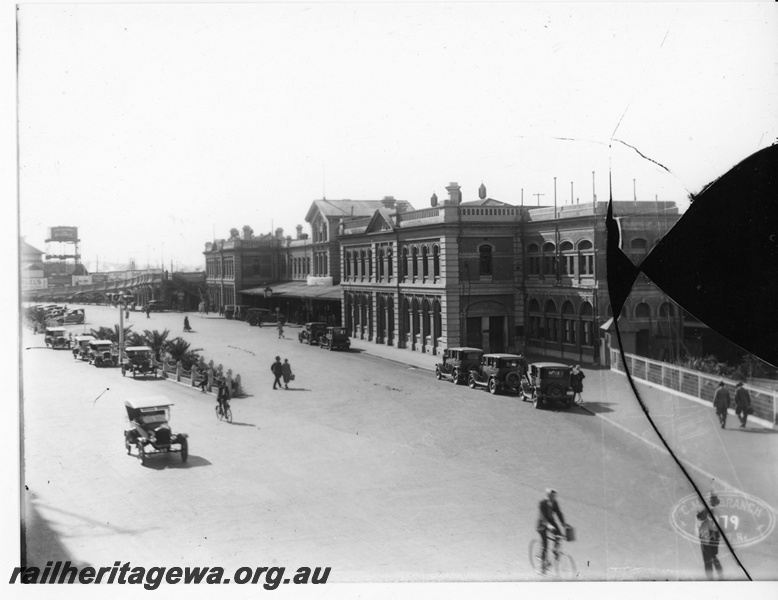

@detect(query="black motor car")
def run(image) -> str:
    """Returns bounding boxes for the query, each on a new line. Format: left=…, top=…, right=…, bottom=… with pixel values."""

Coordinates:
left=319, top=326, right=350, bottom=351
left=468, top=353, right=525, bottom=395
left=246, top=308, right=274, bottom=327
left=224, top=305, right=250, bottom=320
left=298, top=322, right=329, bottom=345
left=435, top=347, right=484, bottom=385
left=124, top=397, right=188, bottom=465
left=520, top=362, right=575, bottom=409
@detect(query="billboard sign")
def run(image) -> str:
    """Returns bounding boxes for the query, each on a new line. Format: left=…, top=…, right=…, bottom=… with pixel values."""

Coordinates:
left=47, top=227, right=79, bottom=242
left=72, top=275, right=93, bottom=286
left=22, top=278, right=48, bottom=291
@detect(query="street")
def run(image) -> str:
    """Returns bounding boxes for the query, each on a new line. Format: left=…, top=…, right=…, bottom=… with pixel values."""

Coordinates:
left=19, top=305, right=775, bottom=581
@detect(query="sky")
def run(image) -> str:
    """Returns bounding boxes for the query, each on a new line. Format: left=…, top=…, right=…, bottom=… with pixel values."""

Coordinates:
left=15, top=1, right=778, bottom=271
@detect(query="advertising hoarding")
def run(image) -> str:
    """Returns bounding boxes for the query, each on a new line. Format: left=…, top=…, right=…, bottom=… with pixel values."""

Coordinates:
left=22, top=278, right=48, bottom=291
left=46, top=226, right=79, bottom=242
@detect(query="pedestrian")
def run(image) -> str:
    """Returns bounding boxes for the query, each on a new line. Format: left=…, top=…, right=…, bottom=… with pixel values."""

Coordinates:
left=517, top=352, right=530, bottom=383
left=146, top=305, right=151, bottom=319
left=271, top=356, right=283, bottom=390
left=125, top=308, right=130, bottom=320
left=277, top=320, right=285, bottom=339
left=697, top=508, right=723, bottom=579
left=281, top=358, right=293, bottom=390
left=734, top=381, right=752, bottom=429
left=183, top=315, right=192, bottom=332
left=570, top=365, right=585, bottom=405
left=713, top=381, right=730, bottom=429
left=219, top=305, right=224, bottom=316
left=198, top=365, right=210, bottom=393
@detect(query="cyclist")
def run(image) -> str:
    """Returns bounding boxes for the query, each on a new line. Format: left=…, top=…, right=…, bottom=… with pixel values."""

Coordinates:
left=216, top=379, right=231, bottom=416
left=536, top=488, right=567, bottom=574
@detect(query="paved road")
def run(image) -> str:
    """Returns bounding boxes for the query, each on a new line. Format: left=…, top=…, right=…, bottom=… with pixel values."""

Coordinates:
left=18, top=305, right=776, bottom=581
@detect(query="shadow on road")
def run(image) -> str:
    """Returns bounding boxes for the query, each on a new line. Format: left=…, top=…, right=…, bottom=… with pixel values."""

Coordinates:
left=575, top=402, right=616, bottom=414
left=729, top=427, right=777, bottom=435
left=23, top=500, right=95, bottom=570
left=225, top=421, right=258, bottom=428
left=141, top=454, right=212, bottom=470
left=280, top=388, right=312, bottom=393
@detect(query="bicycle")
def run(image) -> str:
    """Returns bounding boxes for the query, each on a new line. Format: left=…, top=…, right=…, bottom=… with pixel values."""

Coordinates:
left=215, top=401, right=233, bottom=423
left=529, top=527, right=576, bottom=579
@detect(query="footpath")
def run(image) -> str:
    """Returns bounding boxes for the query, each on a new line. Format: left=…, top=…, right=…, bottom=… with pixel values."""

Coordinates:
left=346, top=334, right=778, bottom=513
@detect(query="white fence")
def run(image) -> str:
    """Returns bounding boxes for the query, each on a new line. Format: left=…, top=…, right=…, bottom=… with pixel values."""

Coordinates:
left=610, top=349, right=777, bottom=427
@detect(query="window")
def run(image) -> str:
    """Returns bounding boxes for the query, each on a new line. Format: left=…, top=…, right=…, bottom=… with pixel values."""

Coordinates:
left=479, top=244, right=493, bottom=276
left=581, top=302, right=594, bottom=346
left=635, top=302, right=651, bottom=318
left=412, top=246, right=419, bottom=278
left=578, top=240, right=594, bottom=276
left=528, top=299, right=542, bottom=339
left=378, top=248, right=385, bottom=280
left=562, top=301, right=576, bottom=344
left=402, top=247, right=409, bottom=280
left=433, top=245, right=440, bottom=278
left=544, top=300, right=558, bottom=342
left=387, top=247, right=394, bottom=279
left=542, top=242, right=557, bottom=278
left=367, top=249, right=373, bottom=280
left=559, top=241, right=575, bottom=276
left=422, top=246, right=429, bottom=278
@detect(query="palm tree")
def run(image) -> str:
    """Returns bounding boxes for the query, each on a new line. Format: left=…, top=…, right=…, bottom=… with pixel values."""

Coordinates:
left=166, top=337, right=202, bottom=370
left=89, top=326, right=114, bottom=340
left=143, top=328, right=171, bottom=361
left=126, top=332, right=146, bottom=347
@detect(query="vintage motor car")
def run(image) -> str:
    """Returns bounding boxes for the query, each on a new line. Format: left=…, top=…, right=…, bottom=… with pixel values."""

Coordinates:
left=44, top=327, right=70, bottom=349
left=298, top=322, right=329, bottom=345
left=124, top=397, right=188, bottom=465
left=246, top=308, right=274, bottom=327
left=146, top=300, right=165, bottom=312
left=435, top=347, right=484, bottom=385
left=224, top=304, right=251, bottom=320
left=72, top=335, right=96, bottom=360
left=520, top=362, right=575, bottom=409
left=319, top=326, right=350, bottom=351
left=121, top=346, right=158, bottom=378
left=51, top=309, right=86, bottom=326
left=468, top=353, right=525, bottom=395
left=87, top=340, right=118, bottom=367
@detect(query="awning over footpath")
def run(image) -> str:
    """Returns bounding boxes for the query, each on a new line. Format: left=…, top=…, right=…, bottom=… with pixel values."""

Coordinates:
left=241, top=281, right=342, bottom=301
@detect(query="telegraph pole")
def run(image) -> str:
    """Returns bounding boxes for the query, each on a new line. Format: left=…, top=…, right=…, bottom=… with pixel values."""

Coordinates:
left=533, top=193, right=545, bottom=206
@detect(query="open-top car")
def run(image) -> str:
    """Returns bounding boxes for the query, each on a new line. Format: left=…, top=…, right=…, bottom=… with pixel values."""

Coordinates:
left=520, top=362, right=575, bottom=409
left=51, top=309, right=85, bottom=326
left=72, top=335, right=96, bottom=360
left=124, top=396, right=188, bottom=465
left=246, top=308, right=274, bottom=327
left=435, top=347, right=484, bottom=385
left=319, top=326, right=350, bottom=351
left=121, top=346, right=158, bottom=378
left=468, top=353, right=525, bottom=395
left=298, top=322, right=328, bottom=345
left=87, top=340, right=118, bottom=367
left=44, top=327, right=70, bottom=349
left=224, top=304, right=250, bottom=320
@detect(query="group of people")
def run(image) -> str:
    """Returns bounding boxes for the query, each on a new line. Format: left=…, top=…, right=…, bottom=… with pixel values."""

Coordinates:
left=713, top=380, right=752, bottom=429
left=271, top=356, right=294, bottom=389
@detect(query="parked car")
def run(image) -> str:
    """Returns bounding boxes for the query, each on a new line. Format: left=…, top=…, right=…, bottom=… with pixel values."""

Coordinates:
left=52, top=309, right=86, bottom=326
left=520, top=362, right=575, bottom=409
left=468, top=353, right=525, bottom=395
left=246, top=308, right=274, bottom=327
left=298, top=322, right=329, bottom=345
left=124, top=397, right=188, bottom=465
left=121, top=346, right=158, bottom=378
left=319, top=326, right=350, bottom=351
left=224, top=305, right=251, bottom=320
left=87, top=340, right=118, bottom=367
left=146, top=300, right=165, bottom=312
left=72, top=335, right=96, bottom=360
left=435, top=347, right=484, bottom=385
left=44, top=327, right=70, bottom=349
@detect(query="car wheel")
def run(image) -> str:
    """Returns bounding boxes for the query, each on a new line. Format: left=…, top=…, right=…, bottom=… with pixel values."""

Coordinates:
left=435, top=367, right=442, bottom=380
left=488, top=378, right=499, bottom=395
left=506, top=371, right=521, bottom=388
left=95, top=358, right=102, bottom=367
left=547, top=384, right=565, bottom=399
left=180, top=437, right=188, bottom=462
left=468, top=373, right=477, bottom=389
left=452, top=369, right=460, bottom=384
left=136, top=442, right=146, bottom=465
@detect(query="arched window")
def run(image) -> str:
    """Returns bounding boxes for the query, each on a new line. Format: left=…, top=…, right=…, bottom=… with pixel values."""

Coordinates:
left=542, top=242, right=557, bottom=278
left=580, top=301, right=594, bottom=345
left=387, top=247, right=394, bottom=279
left=562, top=301, right=576, bottom=344
left=377, top=248, right=385, bottom=280
left=578, top=239, right=594, bottom=276
left=422, top=245, right=429, bottom=278
left=635, top=302, right=651, bottom=318
left=345, top=252, right=351, bottom=278
left=433, top=245, right=440, bottom=279
left=544, top=299, right=558, bottom=342
left=367, top=248, right=373, bottom=280
left=359, top=250, right=366, bottom=280
left=411, top=246, right=419, bottom=278
left=402, top=247, right=409, bottom=280
left=560, top=241, right=575, bottom=276
left=479, top=244, right=493, bottom=276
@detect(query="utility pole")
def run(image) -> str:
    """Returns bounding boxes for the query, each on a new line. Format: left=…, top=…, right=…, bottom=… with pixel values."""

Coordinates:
left=533, top=193, right=545, bottom=206
left=553, top=177, right=557, bottom=218
left=633, top=179, right=637, bottom=203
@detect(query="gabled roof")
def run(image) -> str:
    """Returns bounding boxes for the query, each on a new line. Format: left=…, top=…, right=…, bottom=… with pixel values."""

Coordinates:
left=20, top=239, right=45, bottom=256
left=363, top=209, right=397, bottom=234
left=305, top=199, right=414, bottom=223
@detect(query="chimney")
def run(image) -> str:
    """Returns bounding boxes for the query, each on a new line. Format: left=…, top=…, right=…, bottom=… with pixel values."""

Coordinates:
left=242, top=225, right=253, bottom=240
left=446, top=182, right=462, bottom=205
left=430, top=192, right=438, bottom=207
left=295, top=225, right=303, bottom=239
left=275, top=227, right=284, bottom=239
left=381, top=195, right=396, bottom=210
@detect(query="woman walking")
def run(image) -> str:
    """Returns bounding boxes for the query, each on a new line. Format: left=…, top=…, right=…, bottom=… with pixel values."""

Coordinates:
left=281, top=359, right=293, bottom=390
left=570, top=365, right=585, bottom=405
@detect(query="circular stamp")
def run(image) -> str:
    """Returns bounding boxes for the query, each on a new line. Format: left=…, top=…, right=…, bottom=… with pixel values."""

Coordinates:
left=670, top=490, right=776, bottom=548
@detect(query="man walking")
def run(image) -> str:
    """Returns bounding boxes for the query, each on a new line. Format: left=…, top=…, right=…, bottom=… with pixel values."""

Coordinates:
left=697, top=509, right=723, bottom=579
left=734, top=382, right=752, bottom=429
left=713, top=381, right=730, bottom=429
left=271, top=356, right=284, bottom=390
